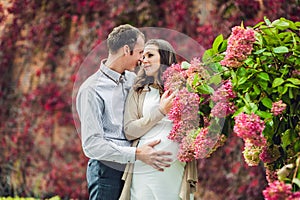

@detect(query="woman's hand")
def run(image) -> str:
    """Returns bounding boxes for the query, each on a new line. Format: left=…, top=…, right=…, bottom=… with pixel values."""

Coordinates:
left=159, top=90, right=176, bottom=115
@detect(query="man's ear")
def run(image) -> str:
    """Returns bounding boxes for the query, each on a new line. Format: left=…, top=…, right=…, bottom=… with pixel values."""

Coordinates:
left=123, top=45, right=130, bottom=55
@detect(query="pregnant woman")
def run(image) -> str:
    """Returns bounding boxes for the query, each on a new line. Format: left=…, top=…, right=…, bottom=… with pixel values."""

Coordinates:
left=120, top=39, right=197, bottom=200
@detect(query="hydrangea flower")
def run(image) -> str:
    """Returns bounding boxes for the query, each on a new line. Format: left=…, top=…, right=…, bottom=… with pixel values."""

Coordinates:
left=194, top=127, right=223, bottom=159
left=271, top=100, right=287, bottom=116
left=233, top=112, right=266, bottom=146
left=263, top=181, right=293, bottom=200
left=220, top=26, right=256, bottom=68
left=168, top=88, right=200, bottom=143
left=259, top=145, right=281, bottom=163
left=242, top=139, right=262, bottom=166
left=211, top=80, right=236, bottom=102
left=177, top=130, right=196, bottom=162
left=162, top=63, right=186, bottom=92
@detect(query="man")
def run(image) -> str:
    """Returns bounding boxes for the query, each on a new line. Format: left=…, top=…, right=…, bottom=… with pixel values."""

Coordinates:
left=76, top=24, right=172, bottom=200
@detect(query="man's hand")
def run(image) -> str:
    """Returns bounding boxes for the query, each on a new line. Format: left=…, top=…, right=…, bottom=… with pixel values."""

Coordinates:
left=135, top=139, right=173, bottom=171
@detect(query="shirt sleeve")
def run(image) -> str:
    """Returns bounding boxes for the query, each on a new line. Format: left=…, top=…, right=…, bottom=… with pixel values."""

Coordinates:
left=124, top=89, right=165, bottom=141
left=76, top=87, right=136, bottom=163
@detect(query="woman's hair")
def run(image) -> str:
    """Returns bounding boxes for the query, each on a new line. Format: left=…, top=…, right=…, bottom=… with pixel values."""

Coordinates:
left=133, top=39, right=177, bottom=93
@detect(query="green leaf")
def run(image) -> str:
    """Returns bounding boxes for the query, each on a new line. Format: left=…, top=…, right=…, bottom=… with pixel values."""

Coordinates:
left=249, top=103, right=258, bottom=113
left=212, top=34, right=224, bottom=53
left=289, top=87, right=294, bottom=99
left=264, top=16, right=271, bottom=25
left=280, top=85, right=289, bottom=95
left=292, top=178, right=300, bottom=188
left=197, top=84, right=214, bottom=94
left=286, top=78, right=300, bottom=85
left=258, top=72, right=270, bottom=81
left=202, top=49, right=214, bottom=63
left=209, top=74, right=222, bottom=85
left=272, top=78, right=285, bottom=88
left=271, top=19, right=290, bottom=30
left=258, top=80, right=268, bottom=91
left=253, top=84, right=261, bottom=95
left=238, top=77, right=248, bottom=85
left=273, top=46, right=289, bottom=54
left=281, top=129, right=292, bottom=150
left=181, top=61, right=191, bottom=70
left=256, top=110, right=273, bottom=119
left=253, top=48, right=266, bottom=54
left=284, top=83, right=299, bottom=88
left=253, top=21, right=265, bottom=29
left=261, top=97, right=273, bottom=109
left=219, top=40, right=228, bottom=52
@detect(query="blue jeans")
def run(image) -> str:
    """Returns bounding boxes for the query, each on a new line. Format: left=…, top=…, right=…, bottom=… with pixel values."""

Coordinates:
left=87, top=159, right=125, bottom=200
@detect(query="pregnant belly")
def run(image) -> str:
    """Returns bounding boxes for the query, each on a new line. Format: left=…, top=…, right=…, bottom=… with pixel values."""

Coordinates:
left=138, top=121, right=179, bottom=163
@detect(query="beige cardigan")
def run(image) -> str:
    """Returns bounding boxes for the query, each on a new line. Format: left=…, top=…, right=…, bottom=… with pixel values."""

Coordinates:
left=119, top=87, right=198, bottom=200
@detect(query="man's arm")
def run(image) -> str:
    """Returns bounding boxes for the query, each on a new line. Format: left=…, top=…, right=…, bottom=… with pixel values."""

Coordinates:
left=76, top=87, right=136, bottom=163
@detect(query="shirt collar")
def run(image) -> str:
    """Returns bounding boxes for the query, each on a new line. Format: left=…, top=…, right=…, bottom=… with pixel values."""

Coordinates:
left=100, top=60, right=126, bottom=85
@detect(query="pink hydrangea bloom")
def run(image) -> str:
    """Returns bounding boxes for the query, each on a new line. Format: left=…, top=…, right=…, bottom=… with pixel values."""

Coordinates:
left=177, top=132, right=196, bottom=162
left=168, top=88, right=200, bottom=143
left=271, top=100, right=287, bottom=116
left=194, top=127, right=219, bottom=159
left=291, top=69, right=300, bottom=78
left=288, top=191, right=300, bottom=200
left=211, top=101, right=236, bottom=118
left=162, top=63, right=186, bottom=92
left=242, top=139, right=262, bottom=166
left=220, top=26, right=256, bottom=68
left=233, top=112, right=266, bottom=146
left=259, top=145, right=281, bottom=163
left=265, top=168, right=278, bottom=184
left=211, top=80, right=236, bottom=102
left=263, top=181, right=293, bottom=200
left=186, top=58, right=210, bottom=83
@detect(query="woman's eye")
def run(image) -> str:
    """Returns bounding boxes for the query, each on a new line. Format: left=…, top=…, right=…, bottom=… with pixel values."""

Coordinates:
left=148, top=54, right=153, bottom=57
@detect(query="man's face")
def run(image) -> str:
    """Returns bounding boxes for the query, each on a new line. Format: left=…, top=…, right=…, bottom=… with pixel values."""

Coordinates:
left=125, top=35, right=145, bottom=72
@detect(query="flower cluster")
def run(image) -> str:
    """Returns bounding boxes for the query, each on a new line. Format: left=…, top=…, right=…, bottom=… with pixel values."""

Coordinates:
left=177, top=130, right=198, bottom=162
left=168, top=88, right=200, bottom=143
left=233, top=112, right=267, bottom=166
left=162, top=63, right=186, bottom=92
left=259, top=145, right=281, bottom=164
left=211, top=80, right=236, bottom=118
left=193, top=127, right=225, bottom=159
left=234, top=112, right=266, bottom=146
left=262, top=181, right=300, bottom=200
left=186, top=58, right=210, bottom=88
left=220, top=26, right=256, bottom=68
left=242, top=139, right=262, bottom=166
left=271, top=100, right=287, bottom=116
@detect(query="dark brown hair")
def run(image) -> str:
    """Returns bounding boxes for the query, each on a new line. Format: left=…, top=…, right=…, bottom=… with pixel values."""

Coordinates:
left=133, top=39, right=177, bottom=94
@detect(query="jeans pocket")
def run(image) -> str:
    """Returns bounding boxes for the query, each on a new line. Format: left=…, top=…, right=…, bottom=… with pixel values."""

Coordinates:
left=87, top=160, right=100, bottom=187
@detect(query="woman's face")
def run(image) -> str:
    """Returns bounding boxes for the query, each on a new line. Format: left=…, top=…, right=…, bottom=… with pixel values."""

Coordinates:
left=142, top=44, right=161, bottom=79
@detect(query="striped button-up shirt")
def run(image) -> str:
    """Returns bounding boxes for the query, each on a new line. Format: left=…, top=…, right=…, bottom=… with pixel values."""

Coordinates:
left=76, top=61, right=136, bottom=163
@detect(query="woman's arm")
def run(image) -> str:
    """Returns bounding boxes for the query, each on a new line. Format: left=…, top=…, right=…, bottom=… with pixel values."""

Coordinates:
left=124, top=89, right=165, bottom=141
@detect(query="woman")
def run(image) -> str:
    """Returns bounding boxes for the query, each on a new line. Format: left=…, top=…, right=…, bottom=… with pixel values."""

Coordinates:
left=120, top=39, right=197, bottom=200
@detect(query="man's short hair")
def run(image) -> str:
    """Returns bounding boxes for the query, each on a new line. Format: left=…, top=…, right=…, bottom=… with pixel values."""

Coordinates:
left=107, top=24, right=145, bottom=54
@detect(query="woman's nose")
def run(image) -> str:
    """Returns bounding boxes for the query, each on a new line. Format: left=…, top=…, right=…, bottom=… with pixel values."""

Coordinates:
left=142, top=57, right=148, bottom=63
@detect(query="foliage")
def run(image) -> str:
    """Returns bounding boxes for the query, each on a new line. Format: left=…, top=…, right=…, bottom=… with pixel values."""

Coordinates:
left=165, top=17, right=300, bottom=198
